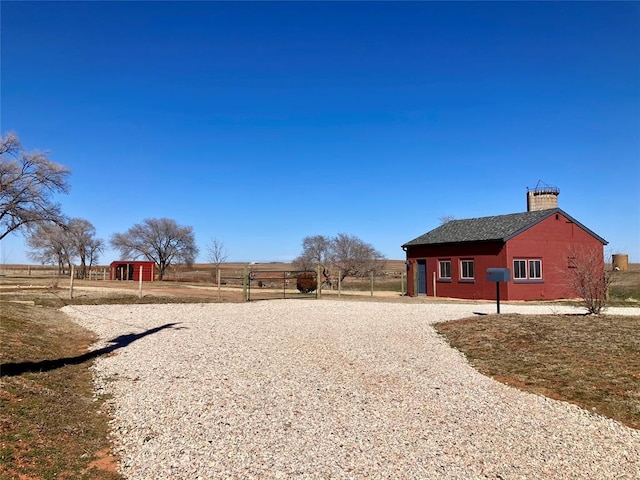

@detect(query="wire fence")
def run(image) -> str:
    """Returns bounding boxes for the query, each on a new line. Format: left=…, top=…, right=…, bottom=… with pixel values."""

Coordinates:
left=0, top=264, right=408, bottom=299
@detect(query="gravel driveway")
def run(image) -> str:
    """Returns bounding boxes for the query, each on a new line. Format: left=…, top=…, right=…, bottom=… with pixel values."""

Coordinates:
left=62, top=300, right=640, bottom=479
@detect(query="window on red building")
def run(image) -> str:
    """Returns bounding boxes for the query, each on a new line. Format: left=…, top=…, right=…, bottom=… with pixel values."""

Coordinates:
left=514, top=259, right=543, bottom=280
left=438, top=260, right=451, bottom=279
left=460, top=259, right=475, bottom=280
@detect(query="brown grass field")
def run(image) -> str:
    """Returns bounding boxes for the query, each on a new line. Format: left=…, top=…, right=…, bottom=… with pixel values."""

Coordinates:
left=0, top=263, right=638, bottom=478
left=435, top=313, right=640, bottom=430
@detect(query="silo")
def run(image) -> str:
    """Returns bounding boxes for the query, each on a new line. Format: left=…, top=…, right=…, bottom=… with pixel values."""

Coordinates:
left=527, top=182, right=560, bottom=212
left=612, top=254, right=629, bottom=271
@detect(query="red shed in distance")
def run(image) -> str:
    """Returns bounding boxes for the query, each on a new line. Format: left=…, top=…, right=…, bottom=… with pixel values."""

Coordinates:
left=110, top=261, right=156, bottom=282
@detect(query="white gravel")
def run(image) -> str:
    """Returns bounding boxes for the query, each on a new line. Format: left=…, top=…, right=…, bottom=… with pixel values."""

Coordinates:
left=62, top=300, right=640, bottom=479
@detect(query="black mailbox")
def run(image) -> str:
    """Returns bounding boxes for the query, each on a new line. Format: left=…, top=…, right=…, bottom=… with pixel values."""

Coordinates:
left=486, top=268, right=510, bottom=283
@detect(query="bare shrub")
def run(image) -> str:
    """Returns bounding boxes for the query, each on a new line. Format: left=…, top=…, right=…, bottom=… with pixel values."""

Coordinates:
left=565, top=246, right=614, bottom=314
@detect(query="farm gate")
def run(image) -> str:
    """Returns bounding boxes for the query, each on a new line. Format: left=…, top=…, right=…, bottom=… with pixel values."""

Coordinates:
left=247, top=270, right=318, bottom=302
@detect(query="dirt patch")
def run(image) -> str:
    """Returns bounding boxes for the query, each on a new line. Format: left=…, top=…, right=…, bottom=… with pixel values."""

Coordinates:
left=86, top=448, right=119, bottom=475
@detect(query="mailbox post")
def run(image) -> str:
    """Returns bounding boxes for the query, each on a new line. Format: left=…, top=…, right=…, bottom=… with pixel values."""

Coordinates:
left=486, top=268, right=511, bottom=313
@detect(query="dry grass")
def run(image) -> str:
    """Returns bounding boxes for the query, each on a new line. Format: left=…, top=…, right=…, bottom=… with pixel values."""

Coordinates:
left=609, top=264, right=640, bottom=302
left=435, top=313, right=640, bottom=429
left=0, top=301, right=123, bottom=479
left=1, top=268, right=638, bottom=476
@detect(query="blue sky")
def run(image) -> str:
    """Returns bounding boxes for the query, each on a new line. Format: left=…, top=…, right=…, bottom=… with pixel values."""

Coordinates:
left=2, top=1, right=639, bottom=264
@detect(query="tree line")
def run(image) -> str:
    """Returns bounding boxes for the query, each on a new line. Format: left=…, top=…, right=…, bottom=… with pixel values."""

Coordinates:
left=1, top=133, right=385, bottom=281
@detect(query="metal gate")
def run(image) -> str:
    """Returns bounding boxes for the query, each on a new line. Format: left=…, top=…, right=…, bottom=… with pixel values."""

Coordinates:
left=247, top=270, right=318, bottom=301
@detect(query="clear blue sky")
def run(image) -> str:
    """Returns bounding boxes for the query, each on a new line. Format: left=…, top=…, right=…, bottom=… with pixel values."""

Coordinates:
left=2, top=1, right=639, bottom=264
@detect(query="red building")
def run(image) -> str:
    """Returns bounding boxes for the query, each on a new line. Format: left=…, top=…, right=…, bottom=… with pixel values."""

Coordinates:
left=402, top=203, right=607, bottom=301
left=109, top=261, right=156, bottom=282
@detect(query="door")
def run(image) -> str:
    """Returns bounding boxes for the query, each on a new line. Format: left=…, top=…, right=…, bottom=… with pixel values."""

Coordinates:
left=417, top=260, right=427, bottom=295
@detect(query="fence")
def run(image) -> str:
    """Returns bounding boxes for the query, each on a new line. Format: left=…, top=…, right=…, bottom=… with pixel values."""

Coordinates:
left=0, top=265, right=111, bottom=280
left=0, top=263, right=409, bottom=299
left=247, top=270, right=318, bottom=302
left=161, top=267, right=407, bottom=298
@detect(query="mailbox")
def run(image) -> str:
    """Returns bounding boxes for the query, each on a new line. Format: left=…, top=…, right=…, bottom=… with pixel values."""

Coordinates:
left=486, top=268, right=510, bottom=313
left=486, top=268, right=510, bottom=283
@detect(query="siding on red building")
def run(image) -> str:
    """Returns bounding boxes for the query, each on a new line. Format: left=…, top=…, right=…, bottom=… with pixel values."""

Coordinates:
left=402, top=209, right=606, bottom=301
left=109, top=261, right=156, bottom=282
left=504, top=211, right=606, bottom=300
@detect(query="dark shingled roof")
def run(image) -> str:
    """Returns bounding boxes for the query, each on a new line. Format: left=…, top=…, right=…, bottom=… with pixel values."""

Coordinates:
left=402, top=208, right=607, bottom=247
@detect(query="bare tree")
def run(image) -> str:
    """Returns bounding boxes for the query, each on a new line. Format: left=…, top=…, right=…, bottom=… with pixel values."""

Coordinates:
left=331, top=233, right=386, bottom=281
left=27, top=222, right=73, bottom=274
left=26, top=217, right=104, bottom=277
left=67, top=218, right=104, bottom=278
left=565, top=245, right=614, bottom=314
left=439, top=215, right=456, bottom=225
left=293, top=233, right=386, bottom=285
left=0, top=132, right=71, bottom=240
left=207, top=237, right=229, bottom=270
left=292, top=235, right=333, bottom=285
left=207, top=237, right=228, bottom=300
left=110, top=218, right=198, bottom=280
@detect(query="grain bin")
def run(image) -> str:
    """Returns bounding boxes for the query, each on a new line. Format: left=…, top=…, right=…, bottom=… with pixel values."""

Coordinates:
left=612, top=254, right=629, bottom=271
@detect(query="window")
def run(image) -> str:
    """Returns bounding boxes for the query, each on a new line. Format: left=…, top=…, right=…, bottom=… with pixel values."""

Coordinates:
left=438, top=260, right=451, bottom=279
left=460, top=259, right=474, bottom=279
left=513, top=259, right=543, bottom=281
left=529, top=260, right=542, bottom=279
left=513, top=260, right=527, bottom=279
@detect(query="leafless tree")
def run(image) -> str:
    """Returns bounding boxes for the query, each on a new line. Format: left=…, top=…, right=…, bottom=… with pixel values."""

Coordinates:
left=207, top=237, right=229, bottom=270
left=439, top=214, right=456, bottom=225
left=293, top=233, right=386, bottom=285
left=564, top=245, right=615, bottom=314
left=0, top=132, right=71, bottom=240
left=26, top=217, right=104, bottom=277
left=110, top=218, right=198, bottom=280
left=331, top=233, right=386, bottom=281
left=27, top=222, right=73, bottom=275
left=207, top=237, right=228, bottom=300
left=292, top=235, right=333, bottom=285
left=67, top=218, right=104, bottom=278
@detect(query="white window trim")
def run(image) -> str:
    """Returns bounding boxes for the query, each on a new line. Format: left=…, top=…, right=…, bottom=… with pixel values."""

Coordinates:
left=460, top=259, right=475, bottom=280
left=438, top=260, right=452, bottom=279
left=513, top=260, right=527, bottom=279
left=529, top=259, right=542, bottom=279
left=513, top=259, right=543, bottom=281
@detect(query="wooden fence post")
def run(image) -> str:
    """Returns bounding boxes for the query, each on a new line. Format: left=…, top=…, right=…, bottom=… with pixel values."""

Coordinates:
left=243, top=264, right=249, bottom=302
left=433, top=272, right=437, bottom=297
left=217, top=268, right=221, bottom=302
left=138, top=266, right=143, bottom=298
left=69, top=265, right=75, bottom=299
left=370, top=272, right=374, bottom=297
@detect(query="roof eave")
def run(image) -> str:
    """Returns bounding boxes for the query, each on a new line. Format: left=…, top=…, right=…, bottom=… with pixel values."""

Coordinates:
left=403, top=238, right=505, bottom=248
